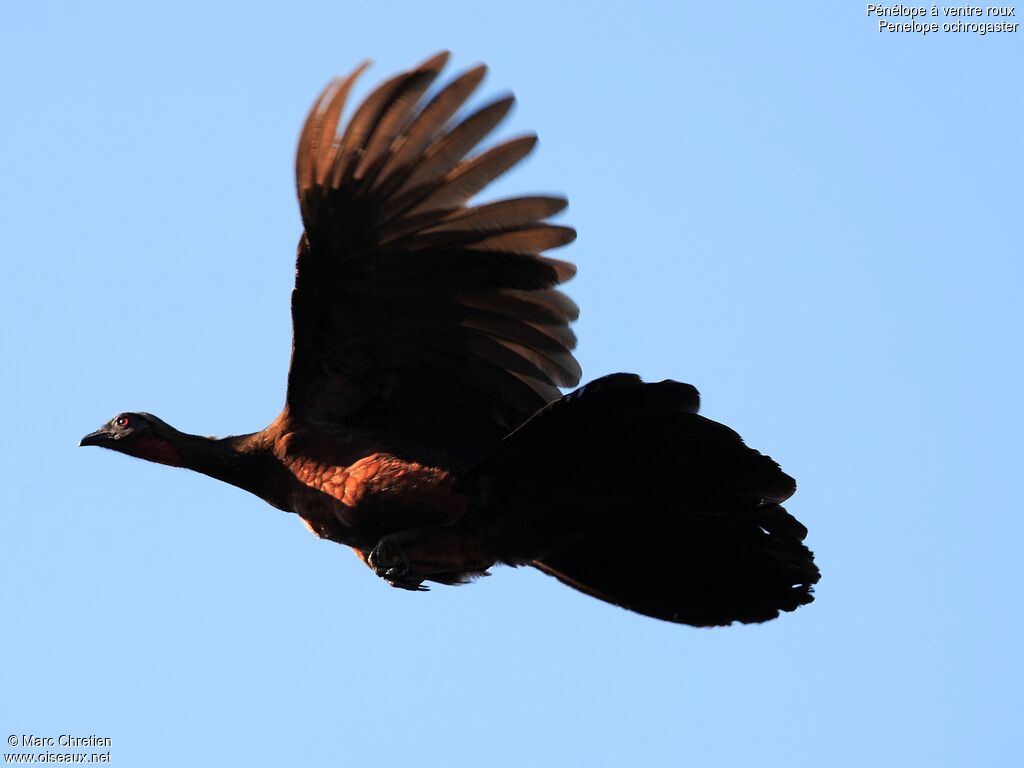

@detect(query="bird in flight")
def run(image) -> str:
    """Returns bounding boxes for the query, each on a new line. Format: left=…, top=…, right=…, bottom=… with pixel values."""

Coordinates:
left=81, top=52, right=819, bottom=626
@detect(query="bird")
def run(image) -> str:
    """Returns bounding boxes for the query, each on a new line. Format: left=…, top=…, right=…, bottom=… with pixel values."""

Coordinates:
left=81, top=52, right=819, bottom=626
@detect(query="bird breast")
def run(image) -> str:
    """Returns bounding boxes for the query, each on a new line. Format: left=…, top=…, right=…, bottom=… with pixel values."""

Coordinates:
left=283, top=452, right=470, bottom=550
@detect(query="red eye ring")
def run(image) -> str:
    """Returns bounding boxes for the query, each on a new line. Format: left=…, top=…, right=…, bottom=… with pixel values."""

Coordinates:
left=116, top=416, right=130, bottom=428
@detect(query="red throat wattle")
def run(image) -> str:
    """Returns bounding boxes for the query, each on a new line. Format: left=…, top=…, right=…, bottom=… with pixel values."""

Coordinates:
left=132, top=435, right=184, bottom=468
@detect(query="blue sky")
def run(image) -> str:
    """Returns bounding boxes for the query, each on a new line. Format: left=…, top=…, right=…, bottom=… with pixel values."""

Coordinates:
left=2, top=2, right=1021, bottom=766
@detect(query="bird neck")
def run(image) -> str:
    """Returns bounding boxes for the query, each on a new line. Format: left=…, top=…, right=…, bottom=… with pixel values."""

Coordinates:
left=171, top=432, right=291, bottom=510
left=175, top=433, right=252, bottom=484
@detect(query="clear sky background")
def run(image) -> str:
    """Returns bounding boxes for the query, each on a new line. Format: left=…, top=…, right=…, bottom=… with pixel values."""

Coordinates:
left=2, top=2, right=1021, bottom=766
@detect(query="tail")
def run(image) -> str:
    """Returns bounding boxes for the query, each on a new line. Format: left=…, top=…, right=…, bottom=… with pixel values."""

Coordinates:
left=462, top=374, right=820, bottom=626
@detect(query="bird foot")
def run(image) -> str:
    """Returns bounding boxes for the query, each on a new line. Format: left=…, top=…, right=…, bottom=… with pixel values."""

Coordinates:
left=368, top=538, right=428, bottom=592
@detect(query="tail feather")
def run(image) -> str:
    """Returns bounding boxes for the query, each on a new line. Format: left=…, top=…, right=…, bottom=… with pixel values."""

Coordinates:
left=465, top=373, right=819, bottom=626
left=534, top=507, right=817, bottom=626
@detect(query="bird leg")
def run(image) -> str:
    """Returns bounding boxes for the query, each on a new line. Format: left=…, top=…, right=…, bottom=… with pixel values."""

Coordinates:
left=367, top=527, right=438, bottom=592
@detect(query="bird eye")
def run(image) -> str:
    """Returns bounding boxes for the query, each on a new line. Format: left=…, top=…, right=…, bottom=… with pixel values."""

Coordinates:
left=116, top=416, right=130, bottom=428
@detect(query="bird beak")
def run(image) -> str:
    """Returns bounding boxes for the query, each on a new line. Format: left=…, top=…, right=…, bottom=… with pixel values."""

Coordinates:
left=79, top=429, right=111, bottom=447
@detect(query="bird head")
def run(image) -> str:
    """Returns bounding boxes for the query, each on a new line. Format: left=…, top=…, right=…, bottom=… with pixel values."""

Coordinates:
left=80, top=412, right=185, bottom=467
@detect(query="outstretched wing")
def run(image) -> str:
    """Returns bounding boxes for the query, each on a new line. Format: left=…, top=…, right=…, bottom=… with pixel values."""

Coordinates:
left=286, top=53, right=580, bottom=468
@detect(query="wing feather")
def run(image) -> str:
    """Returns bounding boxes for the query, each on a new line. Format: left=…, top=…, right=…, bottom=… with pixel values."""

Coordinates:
left=402, top=135, right=539, bottom=218
left=295, top=64, right=369, bottom=217
left=373, top=64, right=488, bottom=195
left=382, top=96, right=515, bottom=218
left=353, top=52, right=449, bottom=185
left=422, top=196, right=567, bottom=233
left=287, top=55, right=579, bottom=467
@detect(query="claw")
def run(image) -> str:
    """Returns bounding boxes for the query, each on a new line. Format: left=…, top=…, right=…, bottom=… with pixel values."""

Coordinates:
left=368, top=539, right=407, bottom=575
left=368, top=538, right=427, bottom=591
